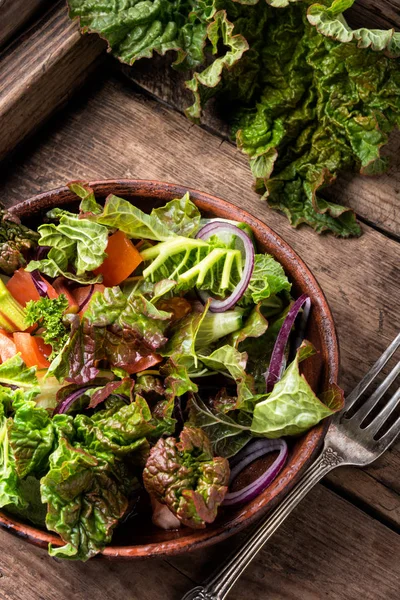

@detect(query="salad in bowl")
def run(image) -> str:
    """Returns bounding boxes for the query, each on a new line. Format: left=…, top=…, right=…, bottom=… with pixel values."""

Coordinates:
left=0, top=182, right=343, bottom=561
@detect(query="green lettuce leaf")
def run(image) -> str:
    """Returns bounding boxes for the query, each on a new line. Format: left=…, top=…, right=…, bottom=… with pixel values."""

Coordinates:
left=68, top=181, right=103, bottom=214
left=8, top=390, right=55, bottom=479
left=90, top=194, right=177, bottom=242
left=26, top=210, right=109, bottom=283
left=0, top=389, right=25, bottom=508
left=198, top=344, right=255, bottom=408
left=239, top=254, right=291, bottom=306
left=41, top=419, right=129, bottom=561
left=75, top=394, right=175, bottom=459
left=0, top=354, right=38, bottom=389
left=187, top=394, right=252, bottom=458
left=250, top=351, right=344, bottom=437
left=68, top=0, right=215, bottom=69
left=140, top=235, right=243, bottom=295
left=152, top=193, right=201, bottom=237
left=307, top=0, right=400, bottom=57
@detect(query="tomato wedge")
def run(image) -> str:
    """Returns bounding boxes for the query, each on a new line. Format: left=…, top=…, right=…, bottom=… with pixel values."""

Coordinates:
left=93, top=231, right=143, bottom=286
left=0, top=329, right=17, bottom=363
left=7, top=268, right=58, bottom=306
left=13, top=332, right=51, bottom=369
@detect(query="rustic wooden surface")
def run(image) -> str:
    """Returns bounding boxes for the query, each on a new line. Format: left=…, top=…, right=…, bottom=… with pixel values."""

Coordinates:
left=0, top=1, right=399, bottom=598
left=0, top=1, right=105, bottom=161
left=0, top=0, right=50, bottom=49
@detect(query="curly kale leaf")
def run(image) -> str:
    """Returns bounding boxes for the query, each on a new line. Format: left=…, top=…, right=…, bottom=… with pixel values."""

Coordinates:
left=143, top=426, right=229, bottom=528
left=0, top=209, right=39, bottom=276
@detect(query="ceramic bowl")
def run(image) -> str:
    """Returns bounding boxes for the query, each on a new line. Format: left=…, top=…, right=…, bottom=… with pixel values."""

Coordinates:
left=1, top=180, right=338, bottom=559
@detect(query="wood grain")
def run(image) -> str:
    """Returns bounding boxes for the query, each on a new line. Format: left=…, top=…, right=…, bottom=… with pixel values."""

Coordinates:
left=0, top=74, right=398, bottom=531
left=0, top=1, right=105, bottom=161
left=168, top=486, right=400, bottom=599
left=0, top=0, right=50, bottom=49
left=1, top=486, right=398, bottom=600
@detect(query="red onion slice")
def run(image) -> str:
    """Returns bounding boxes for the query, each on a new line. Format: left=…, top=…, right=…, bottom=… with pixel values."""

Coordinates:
left=223, top=438, right=288, bottom=506
left=53, top=385, right=97, bottom=415
left=195, top=221, right=255, bottom=313
left=30, top=270, right=49, bottom=298
left=265, top=293, right=309, bottom=393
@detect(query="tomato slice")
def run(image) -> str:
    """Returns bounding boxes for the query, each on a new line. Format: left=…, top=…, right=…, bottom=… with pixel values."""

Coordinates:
left=93, top=231, right=143, bottom=287
left=0, top=329, right=17, bottom=363
left=7, top=268, right=58, bottom=306
left=13, top=332, right=51, bottom=369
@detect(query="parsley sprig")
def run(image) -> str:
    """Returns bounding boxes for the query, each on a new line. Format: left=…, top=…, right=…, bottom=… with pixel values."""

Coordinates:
left=25, top=295, right=70, bottom=359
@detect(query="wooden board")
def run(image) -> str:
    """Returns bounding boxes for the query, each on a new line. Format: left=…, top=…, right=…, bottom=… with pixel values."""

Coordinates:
left=0, top=74, right=399, bottom=535
left=0, top=486, right=399, bottom=600
left=0, top=1, right=105, bottom=161
left=0, top=0, right=50, bottom=49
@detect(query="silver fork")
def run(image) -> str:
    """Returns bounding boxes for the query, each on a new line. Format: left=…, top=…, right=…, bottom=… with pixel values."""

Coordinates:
left=182, top=332, right=400, bottom=600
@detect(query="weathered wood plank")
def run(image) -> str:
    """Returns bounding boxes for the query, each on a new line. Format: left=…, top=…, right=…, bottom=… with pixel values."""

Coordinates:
left=0, top=486, right=399, bottom=600
left=168, top=486, right=400, bottom=599
left=117, top=0, right=400, bottom=238
left=0, top=529, right=192, bottom=600
left=0, top=1, right=105, bottom=161
left=0, top=0, right=50, bottom=49
left=0, top=75, right=398, bottom=530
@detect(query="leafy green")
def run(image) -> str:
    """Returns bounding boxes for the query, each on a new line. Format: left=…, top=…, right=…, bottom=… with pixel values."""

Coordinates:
left=141, top=236, right=243, bottom=295
left=161, top=304, right=209, bottom=370
left=143, top=426, right=230, bottom=528
left=0, top=389, right=24, bottom=508
left=152, top=193, right=201, bottom=237
left=195, top=309, right=243, bottom=349
left=240, top=254, right=291, bottom=305
left=26, top=208, right=109, bottom=283
left=25, top=296, right=70, bottom=359
left=0, top=208, right=39, bottom=276
left=68, top=181, right=103, bottom=215
left=41, top=417, right=129, bottom=561
left=188, top=394, right=252, bottom=458
left=90, top=194, right=177, bottom=242
left=307, top=0, right=400, bottom=57
left=76, top=394, right=175, bottom=458
left=0, top=354, right=38, bottom=389
left=198, top=345, right=255, bottom=408
left=228, top=303, right=269, bottom=347
left=8, top=390, right=55, bottom=478
left=68, top=0, right=215, bottom=69
left=250, top=351, right=343, bottom=437
left=68, top=0, right=400, bottom=237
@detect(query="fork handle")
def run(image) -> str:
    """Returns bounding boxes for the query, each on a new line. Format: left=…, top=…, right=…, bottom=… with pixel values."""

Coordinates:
left=182, top=446, right=344, bottom=600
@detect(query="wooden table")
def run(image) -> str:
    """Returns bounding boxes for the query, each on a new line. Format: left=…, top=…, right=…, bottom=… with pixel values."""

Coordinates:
left=0, top=2, right=399, bottom=599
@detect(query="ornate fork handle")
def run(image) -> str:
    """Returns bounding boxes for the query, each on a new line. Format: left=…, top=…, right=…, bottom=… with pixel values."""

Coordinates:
left=182, top=447, right=344, bottom=600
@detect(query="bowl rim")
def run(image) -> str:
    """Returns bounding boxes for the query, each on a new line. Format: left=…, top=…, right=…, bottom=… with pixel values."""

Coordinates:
left=2, top=179, right=339, bottom=559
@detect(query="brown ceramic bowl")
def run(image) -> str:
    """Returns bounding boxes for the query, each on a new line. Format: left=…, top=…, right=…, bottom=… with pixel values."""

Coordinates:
left=1, top=180, right=338, bottom=559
